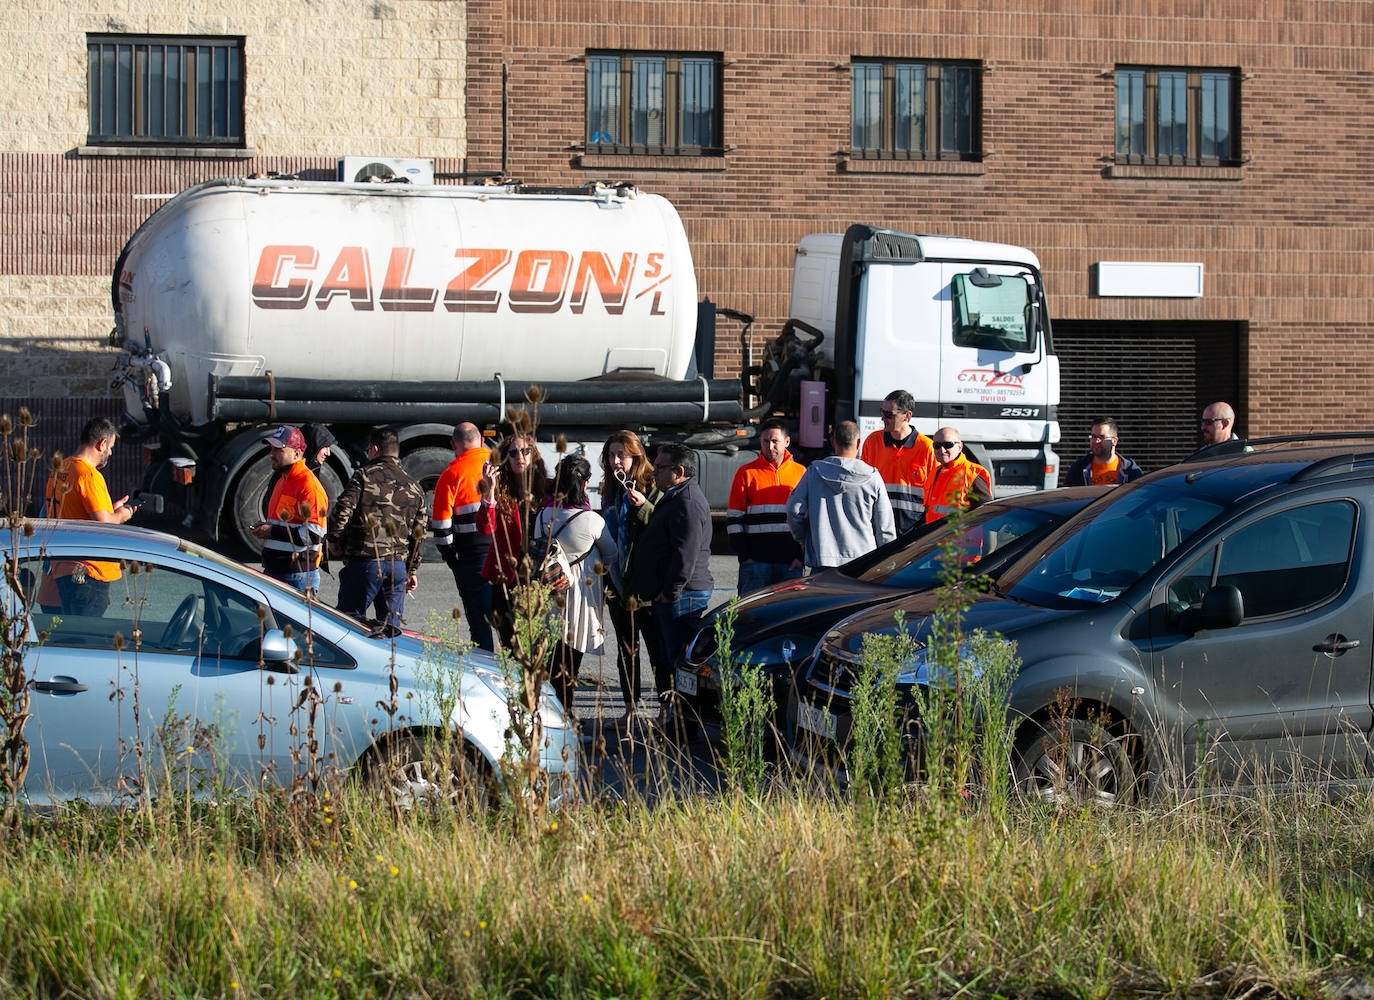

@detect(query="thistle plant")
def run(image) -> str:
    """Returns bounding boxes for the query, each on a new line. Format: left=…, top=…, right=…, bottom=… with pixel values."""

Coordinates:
left=0, top=408, right=45, bottom=841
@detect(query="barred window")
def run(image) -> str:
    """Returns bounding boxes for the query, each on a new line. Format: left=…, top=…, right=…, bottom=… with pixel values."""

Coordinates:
left=1115, top=66, right=1239, bottom=166
left=586, top=52, right=721, bottom=154
left=851, top=59, right=981, bottom=160
left=87, top=35, right=244, bottom=147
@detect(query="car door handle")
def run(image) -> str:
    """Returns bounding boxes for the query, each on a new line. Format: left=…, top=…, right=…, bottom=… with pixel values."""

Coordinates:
left=1313, top=635, right=1361, bottom=655
left=33, top=678, right=89, bottom=694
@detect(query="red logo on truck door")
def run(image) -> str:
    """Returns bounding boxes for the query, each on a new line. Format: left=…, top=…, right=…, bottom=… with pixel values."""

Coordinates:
left=251, top=245, right=668, bottom=315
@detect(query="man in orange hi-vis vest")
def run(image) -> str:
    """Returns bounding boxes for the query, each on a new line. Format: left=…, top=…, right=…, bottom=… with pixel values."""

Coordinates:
left=431, top=422, right=493, bottom=650
left=250, top=425, right=328, bottom=595
left=860, top=388, right=936, bottom=536
left=924, top=428, right=993, bottom=524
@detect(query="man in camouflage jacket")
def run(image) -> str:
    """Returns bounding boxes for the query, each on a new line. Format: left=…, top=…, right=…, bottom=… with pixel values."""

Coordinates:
left=327, top=426, right=428, bottom=627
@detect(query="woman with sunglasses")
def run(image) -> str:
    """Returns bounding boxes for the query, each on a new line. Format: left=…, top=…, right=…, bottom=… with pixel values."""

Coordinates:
left=477, top=433, right=551, bottom=649
left=598, top=430, right=664, bottom=717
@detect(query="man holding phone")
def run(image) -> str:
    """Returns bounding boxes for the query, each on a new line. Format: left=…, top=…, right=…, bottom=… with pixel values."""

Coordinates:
left=40, top=416, right=135, bottom=614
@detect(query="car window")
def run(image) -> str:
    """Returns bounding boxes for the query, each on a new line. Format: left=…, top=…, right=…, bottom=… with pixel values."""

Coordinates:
left=1005, top=484, right=1224, bottom=607
left=855, top=506, right=1058, bottom=587
left=27, top=556, right=275, bottom=660
left=275, top=612, right=356, bottom=669
left=1165, top=548, right=1216, bottom=621
left=1215, top=500, right=1355, bottom=619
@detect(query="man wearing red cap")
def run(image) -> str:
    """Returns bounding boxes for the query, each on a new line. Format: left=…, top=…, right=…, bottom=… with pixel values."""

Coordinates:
left=251, top=424, right=328, bottom=595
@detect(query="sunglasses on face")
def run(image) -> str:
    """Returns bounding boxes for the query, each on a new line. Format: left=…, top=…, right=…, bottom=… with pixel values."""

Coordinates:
left=511, top=447, right=532, bottom=456
left=880, top=410, right=902, bottom=419
left=932, top=441, right=958, bottom=451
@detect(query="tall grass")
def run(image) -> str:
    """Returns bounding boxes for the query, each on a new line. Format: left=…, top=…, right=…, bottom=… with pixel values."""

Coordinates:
left=3, top=785, right=1373, bottom=998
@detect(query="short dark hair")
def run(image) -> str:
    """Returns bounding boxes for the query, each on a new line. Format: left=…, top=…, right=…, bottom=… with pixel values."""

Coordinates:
left=79, top=416, right=118, bottom=448
left=656, top=442, right=696, bottom=479
left=832, top=420, right=860, bottom=450
left=883, top=390, right=915, bottom=415
left=1092, top=417, right=1119, bottom=438
left=369, top=427, right=401, bottom=455
left=758, top=417, right=791, bottom=438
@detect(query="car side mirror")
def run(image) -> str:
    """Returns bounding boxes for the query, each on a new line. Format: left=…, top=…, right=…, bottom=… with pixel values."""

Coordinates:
left=1199, top=584, right=1244, bottom=631
left=260, top=628, right=300, bottom=673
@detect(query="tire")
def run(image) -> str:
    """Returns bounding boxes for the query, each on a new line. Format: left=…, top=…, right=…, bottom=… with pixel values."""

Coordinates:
left=228, top=452, right=345, bottom=557
left=1014, top=716, right=1137, bottom=807
left=362, top=733, right=497, bottom=814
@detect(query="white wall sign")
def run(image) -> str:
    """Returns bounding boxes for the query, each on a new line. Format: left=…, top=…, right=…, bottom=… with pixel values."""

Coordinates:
left=1096, top=261, right=1204, bottom=298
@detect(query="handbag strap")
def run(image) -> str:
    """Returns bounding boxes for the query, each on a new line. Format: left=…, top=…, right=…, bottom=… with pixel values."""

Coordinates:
left=540, top=507, right=588, bottom=549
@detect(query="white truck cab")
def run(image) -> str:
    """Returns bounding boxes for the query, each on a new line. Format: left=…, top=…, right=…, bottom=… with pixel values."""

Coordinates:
left=789, top=226, right=1060, bottom=494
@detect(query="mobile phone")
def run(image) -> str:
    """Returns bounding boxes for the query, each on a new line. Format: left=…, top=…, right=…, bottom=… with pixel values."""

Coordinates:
left=125, top=495, right=147, bottom=510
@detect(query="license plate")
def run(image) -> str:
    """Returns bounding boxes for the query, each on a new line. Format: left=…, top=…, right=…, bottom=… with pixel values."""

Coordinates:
left=675, top=668, right=698, bottom=697
left=796, top=701, right=836, bottom=740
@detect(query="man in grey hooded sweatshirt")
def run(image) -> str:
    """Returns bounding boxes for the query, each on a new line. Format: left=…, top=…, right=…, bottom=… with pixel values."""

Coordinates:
left=787, top=420, right=897, bottom=571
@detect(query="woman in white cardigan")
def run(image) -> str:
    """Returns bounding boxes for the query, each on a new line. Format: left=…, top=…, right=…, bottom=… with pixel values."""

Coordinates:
left=534, top=453, right=617, bottom=712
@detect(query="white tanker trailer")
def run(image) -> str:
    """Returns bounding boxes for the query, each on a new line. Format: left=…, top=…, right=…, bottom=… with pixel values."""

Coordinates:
left=113, top=178, right=795, bottom=550
left=113, top=176, right=1060, bottom=553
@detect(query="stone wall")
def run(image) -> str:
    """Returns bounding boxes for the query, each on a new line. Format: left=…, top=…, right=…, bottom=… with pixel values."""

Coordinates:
left=0, top=0, right=465, bottom=398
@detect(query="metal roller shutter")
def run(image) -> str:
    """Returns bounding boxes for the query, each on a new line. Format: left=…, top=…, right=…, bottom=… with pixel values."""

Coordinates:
left=1053, top=321, right=1243, bottom=479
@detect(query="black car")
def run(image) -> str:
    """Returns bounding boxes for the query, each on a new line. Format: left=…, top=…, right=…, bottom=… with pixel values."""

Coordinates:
left=674, top=486, right=1110, bottom=733
left=793, top=444, right=1374, bottom=802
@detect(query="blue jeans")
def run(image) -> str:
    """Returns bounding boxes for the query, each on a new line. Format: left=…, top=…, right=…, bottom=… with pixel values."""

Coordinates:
left=277, top=569, right=321, bottom=596
left=338, top=560, right=407, bottom=627
left=653, top=589, right=712, bottom=669
left=737, top=560, right=805, bottom=596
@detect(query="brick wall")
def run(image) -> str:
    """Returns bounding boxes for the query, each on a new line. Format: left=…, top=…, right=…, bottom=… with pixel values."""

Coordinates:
left=466, top=0, right=1374, bottom=435
left=4, top=0, right=1374, bottom=438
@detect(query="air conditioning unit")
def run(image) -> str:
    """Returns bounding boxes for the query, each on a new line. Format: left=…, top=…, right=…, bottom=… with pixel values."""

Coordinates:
left=337, top=156, right=435, bottom=185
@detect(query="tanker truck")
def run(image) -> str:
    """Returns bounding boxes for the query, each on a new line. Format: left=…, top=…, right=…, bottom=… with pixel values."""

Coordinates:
left=111, top=177, right=1059, bottom=552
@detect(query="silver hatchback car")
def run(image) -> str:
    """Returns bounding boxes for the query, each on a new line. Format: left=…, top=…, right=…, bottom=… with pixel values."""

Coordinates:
left=7, top=520, right=579, bottom=806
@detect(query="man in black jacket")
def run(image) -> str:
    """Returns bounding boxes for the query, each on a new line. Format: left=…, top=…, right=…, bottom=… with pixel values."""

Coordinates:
left=634, top=443, right=714, bottom=688
left=1063, top=417, right=1144, bottom=487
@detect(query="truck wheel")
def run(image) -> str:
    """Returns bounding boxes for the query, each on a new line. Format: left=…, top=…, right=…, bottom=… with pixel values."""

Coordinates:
left=228, top=453, right=345, bottom=557
left=401, top=446, right=453, bottom=493
left=402, top=447, right=452, bottom=563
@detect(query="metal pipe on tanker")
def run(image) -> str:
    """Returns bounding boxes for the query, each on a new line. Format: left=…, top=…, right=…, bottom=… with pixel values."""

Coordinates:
left=210, top=398, right=747, bottom=425
left=212, top=375, right=744, bottom=405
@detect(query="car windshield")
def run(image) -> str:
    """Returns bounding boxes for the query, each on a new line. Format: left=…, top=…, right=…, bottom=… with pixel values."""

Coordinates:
left=849, top=505, right=1060, bottom=588
left=1002, top=484, right=1225, bottom=608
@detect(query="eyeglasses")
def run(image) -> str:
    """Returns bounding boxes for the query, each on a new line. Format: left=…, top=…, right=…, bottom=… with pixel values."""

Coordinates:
left=932, top=441, right=959, bottom=451
left=1089, top=433, right=1113, bottom=441
left=511, top=447, right=532, bottom=456
left=1200, top=417, right=1227, bottom=425
left=880, top=409, right=903, bottom=419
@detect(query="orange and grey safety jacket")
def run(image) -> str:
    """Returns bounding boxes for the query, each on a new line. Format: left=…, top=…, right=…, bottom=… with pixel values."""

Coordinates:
left=431, top=447, right=490, bottom=552
left=860, top=429, right=937, bottom=535
left=726, top=451, right=806, bottom=564
left=924, top=453, right=993, bottom=524
left=261, top=460, right=328, bottom=577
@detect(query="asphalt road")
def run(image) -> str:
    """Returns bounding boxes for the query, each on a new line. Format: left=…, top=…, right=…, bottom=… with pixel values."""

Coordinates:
left=322, top=540, right=743, bottom=724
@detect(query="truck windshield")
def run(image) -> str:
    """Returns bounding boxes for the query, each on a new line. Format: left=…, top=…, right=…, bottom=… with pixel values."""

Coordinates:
left=952, top=271, right=1037, bottom=353
left=1001, top=484, right=1224, bottom=608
